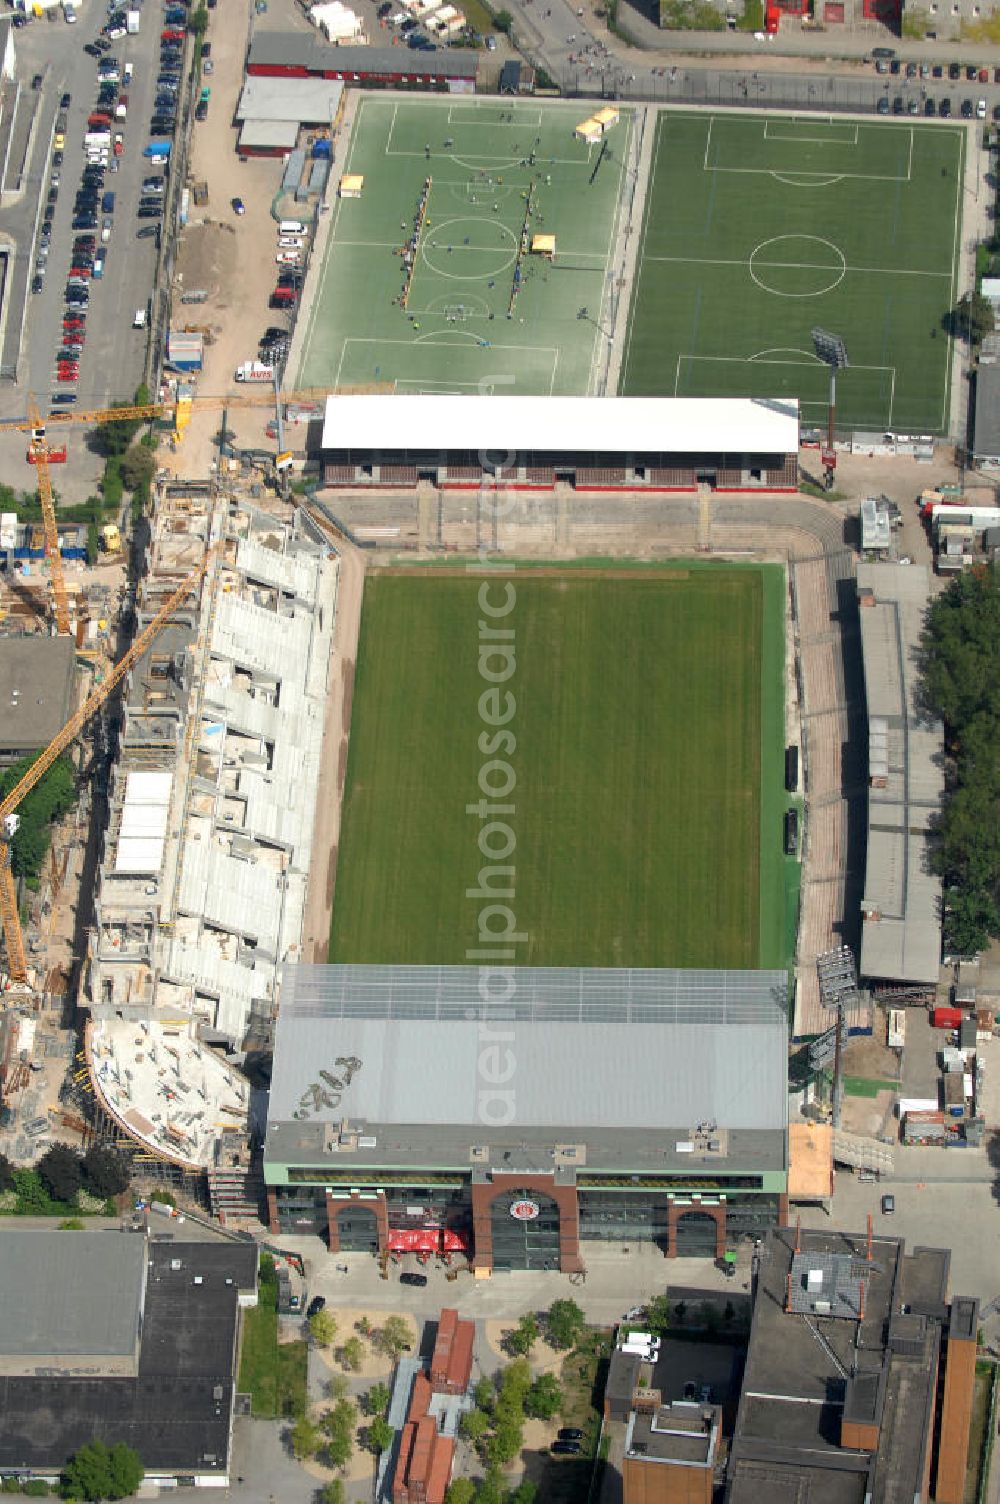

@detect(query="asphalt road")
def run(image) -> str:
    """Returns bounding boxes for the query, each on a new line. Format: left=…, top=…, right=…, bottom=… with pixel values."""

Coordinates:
left=3, top=3, right=175, bottom=417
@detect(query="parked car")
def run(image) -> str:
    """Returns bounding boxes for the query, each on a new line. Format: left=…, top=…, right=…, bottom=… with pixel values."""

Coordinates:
left=876, top=96, right=889, bottom=114
left=31, top=274, right=44, bottom=294
left=558, top=1429, right=583, bottom=1442
left=940, top=97, right=953, bottom=115
left=399, top=1272, right=427, bottom=1287
left=881, top=1194, right=895, bottom=1214
left=306, top=1296, right=326, bottom=1318
left=551, top=1442, right=581, bottom=1456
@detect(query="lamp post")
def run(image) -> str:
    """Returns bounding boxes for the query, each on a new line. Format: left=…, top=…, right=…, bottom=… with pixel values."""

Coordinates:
left=811, top=327, right=849, bottom=492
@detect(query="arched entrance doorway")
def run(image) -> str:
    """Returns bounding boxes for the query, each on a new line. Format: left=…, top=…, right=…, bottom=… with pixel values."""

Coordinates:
left=674, top=1210, right=719, bottom=1257
left=490, top=1189, right=562, bottom=1271
left=335, top=1204, right=379, bottom=1253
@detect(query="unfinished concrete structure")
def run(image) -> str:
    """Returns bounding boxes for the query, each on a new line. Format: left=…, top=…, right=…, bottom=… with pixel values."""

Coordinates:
left=80, top=485, right=338, bottom=1197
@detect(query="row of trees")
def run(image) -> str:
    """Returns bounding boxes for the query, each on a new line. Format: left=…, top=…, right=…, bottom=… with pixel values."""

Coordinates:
left=290, top=1375, right=394, bottom=1470
left=0, top=1145, right=130, bottom=1208
left=919, top=564, right=1000, bottom=952
left=0, top=754, right=76, bottom=885
left=460, top=1359, right=563, bottom=1469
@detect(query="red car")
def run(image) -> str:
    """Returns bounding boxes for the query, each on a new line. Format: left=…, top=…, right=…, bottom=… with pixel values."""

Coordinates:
left=88, top=111, right=113, bottom=129
left=57, top=371, right=79, bottom=382
left=114, top=132, right=124, bottom=156
left=63, top=319, right=85, bottom=332
left=161, top=27, right=185, bottom=39
left=69, top=265, right=92, bottom=279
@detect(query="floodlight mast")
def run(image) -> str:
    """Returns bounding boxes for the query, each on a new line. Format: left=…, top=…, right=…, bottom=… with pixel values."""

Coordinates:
left=811, top=328, right=849, bottom=491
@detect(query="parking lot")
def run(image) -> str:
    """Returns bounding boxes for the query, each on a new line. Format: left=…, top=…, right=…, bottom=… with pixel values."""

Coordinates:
left=0, top=0, right=186, bottom=423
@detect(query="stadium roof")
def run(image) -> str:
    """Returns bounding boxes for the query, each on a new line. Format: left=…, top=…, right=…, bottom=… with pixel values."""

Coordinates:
left=857, top=564, right=943, bottom=985
left=247, top=32, right=479, bottom=77
left=0, top=1230, right=144, bottom=1371
left=0, top=636, right=76, bottom=757
left=268, top=964, right=790, bottom=1133
left=321, top=395, right=801, bottom=457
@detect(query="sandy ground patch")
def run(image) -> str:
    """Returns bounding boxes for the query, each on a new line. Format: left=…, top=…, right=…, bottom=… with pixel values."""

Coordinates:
left=314, top=1306, right=419, bottom=1378
left=482, top=1320, right=566, bottom=1376
left=300, top=1430, right=376, bottom=1487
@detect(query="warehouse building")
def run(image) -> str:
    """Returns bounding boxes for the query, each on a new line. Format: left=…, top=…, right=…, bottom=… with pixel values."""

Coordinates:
left=857, top=563, right=943, bottom=990
left=726, top=1225, right=978, bottom=1504
left=235, top=76, right=343, bottom=157
left=319, top=395, right=800, bottom=492
left=246, top=33, right=479, bottom=91
left=264, top=964, right=790, bottom=1269
left=0, top=1229, right=257, bottom=1488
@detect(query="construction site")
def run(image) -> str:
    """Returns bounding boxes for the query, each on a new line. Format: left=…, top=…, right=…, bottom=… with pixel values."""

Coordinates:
left=0, top=384, right=347, bottom=1213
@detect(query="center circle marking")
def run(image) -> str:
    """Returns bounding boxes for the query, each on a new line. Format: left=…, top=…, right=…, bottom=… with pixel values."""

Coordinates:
left=748, top=234, right=847, bottom=298
left=421, top=217, right=517, bottom=281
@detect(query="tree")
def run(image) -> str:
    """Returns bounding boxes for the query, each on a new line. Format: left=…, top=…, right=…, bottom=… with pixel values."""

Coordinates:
left=525, top=1372, right=562, bottom=1420
left=341, top=1335, right=363, bottom=1372
left=189, top=4, right=208, bottom=33
left=289, top=1415, right=322, bottom=1460
left=91, top=402, right=145, bottom=458
left=375, top=1315, right=412, bottom=1361
left=82, top=1146, right=130, bottom=1199
left=546, top=1298, right=585, bottom=1350
left=320, top=1483, right=345, bottom=1504
left=37, top=1144, right=83, bottom=1204
left=498, top=1358, right=531, bottom=1404
left=325, top=1430, right=353, bottom=1471
left=366, top=1381, right=391, bottom=1416
left=473, top=1376, right=495, bottom=1412
left=474, top=1470, right=506, bottom=1504
left=60, top=1441, right=143, bottom=1500
left=326, top=1374, right=350, bottom=1401
left=119, top=444, right=157, bottom=492
left=487, top=1409, right=523, bottom=1466
left=949, top=289, right=994, bottom=345
left=356, top=1315, right=373, bottom=1337
left=919, top=563, right=1000, bottom=951
left=506, top=1313, right=539, bottom=1356
left=309, top=1309, right=337, bottom=1348
left=646, top=1294, right=671, bottom=1337
left=0, top=1153, right=14, bottom=1192
left=509, top=1485, right=538, bottom=1504
left=59, top=1218, right=85, bottom=1230
left=366, top=1415, right=394, bottom=1456
left=445, top=1482, right=476, bottom=1504
left=459, top=1408, right=491, bottom=1445
left=493, top=8, right=513, bottom=29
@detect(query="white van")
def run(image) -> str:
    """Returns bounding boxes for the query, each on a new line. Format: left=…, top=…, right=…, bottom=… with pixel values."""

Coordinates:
left=133, top=307, right=147, bottom=328
left=279, top=219, right=305, bottom=235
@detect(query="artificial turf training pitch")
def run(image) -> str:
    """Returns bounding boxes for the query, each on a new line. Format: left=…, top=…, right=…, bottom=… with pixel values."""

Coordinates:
left=621, top=114, right=964, bottom=434
left=329, top=567, right=789, bottom=972
left=296, top=95, right=632, bottom=396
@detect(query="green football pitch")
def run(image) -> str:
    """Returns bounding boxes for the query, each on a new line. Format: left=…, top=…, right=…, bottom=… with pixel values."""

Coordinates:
left=296, top=96, right=632, bottom=396
left=329, top=566, right=789, bottom=971
left=620, top=114, right=965, bottom=435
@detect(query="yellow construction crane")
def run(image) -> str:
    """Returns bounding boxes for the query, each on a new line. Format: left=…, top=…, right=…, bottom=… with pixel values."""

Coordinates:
left=25, top=397, right=72, bottom=638
left=0, top=551, right=214, bottom=988
left=0, top=387, right=350, bottom=437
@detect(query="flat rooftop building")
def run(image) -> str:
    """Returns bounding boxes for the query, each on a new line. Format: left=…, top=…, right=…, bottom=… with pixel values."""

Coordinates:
left=726, top=1225, right=978, bottom=1504
left=0, top=635, right=75, bottom=766
left=0, top=1232, right=257, bottom=1486
left=264, top=963, right=790, bottom=1270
